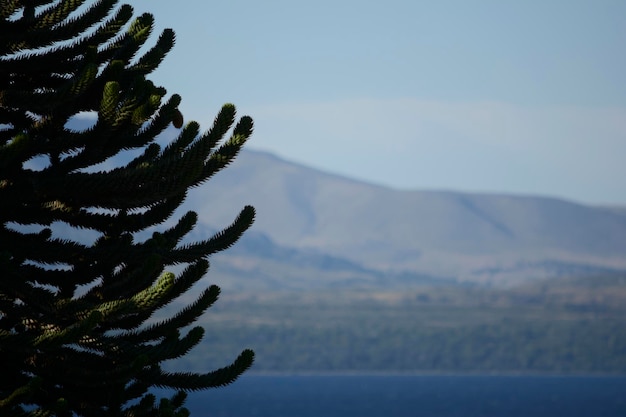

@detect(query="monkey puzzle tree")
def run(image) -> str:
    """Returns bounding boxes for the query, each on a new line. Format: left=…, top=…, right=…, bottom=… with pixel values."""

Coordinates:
left=0, top=1, right=255, bottom=415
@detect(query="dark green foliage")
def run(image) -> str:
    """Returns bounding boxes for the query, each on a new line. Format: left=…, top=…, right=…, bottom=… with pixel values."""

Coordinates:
left=186, top=283, right=626, bottom=374
left=0, top=1, right=255, bottom=415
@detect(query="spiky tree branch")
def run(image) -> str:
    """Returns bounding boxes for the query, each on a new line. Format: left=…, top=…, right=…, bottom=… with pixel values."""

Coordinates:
left=0, top=1, right=255, bottom=416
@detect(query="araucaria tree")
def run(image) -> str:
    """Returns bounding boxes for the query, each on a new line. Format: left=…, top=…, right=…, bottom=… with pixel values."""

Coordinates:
left=0, top=1, right=256, bottom=416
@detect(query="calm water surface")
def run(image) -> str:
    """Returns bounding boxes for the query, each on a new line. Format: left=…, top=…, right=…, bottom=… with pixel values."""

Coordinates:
left=180, top=374, right=626, bottom=417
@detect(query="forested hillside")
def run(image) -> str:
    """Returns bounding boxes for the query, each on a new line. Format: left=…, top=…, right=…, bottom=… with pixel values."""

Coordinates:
left=170, top=274, right=626, bottom=373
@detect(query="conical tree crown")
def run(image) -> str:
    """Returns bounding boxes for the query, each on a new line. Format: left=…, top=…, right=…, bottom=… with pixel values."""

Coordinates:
left=0, top=1, right=255, bottom=416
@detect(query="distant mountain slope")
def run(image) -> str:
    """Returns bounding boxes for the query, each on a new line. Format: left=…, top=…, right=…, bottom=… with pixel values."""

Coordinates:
left=184, top=150, right=626, bottom=285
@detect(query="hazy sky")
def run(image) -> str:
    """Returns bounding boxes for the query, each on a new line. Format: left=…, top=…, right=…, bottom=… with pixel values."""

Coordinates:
left=135, top=1, right=626, bottom=206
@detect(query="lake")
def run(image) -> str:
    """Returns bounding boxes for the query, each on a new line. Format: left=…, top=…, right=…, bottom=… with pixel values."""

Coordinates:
left=178, top=374, right=626, bottom=417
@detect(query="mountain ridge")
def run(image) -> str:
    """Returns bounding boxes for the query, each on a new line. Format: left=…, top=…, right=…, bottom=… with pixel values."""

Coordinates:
left=182, top=149, right=626, bottom=287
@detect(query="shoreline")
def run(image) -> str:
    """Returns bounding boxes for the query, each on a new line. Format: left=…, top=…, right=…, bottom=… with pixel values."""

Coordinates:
left=244, top=370, right=626, bottom=378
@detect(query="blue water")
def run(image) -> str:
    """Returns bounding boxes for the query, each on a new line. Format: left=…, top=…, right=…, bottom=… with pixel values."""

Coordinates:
left=179, top=374, right=626, bottom=417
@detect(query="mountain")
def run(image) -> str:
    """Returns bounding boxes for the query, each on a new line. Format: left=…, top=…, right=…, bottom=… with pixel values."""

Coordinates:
left=181, top=149, right=626, bottom=287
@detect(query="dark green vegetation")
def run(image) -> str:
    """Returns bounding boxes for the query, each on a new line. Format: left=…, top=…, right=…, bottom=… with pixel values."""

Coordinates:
left=1, top=1, right=254, bottom=416
left=173, top=274, right=626, bottom=374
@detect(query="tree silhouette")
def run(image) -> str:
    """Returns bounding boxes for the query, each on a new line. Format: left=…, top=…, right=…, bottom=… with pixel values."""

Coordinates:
left=0, top=1, right=255, bottom=415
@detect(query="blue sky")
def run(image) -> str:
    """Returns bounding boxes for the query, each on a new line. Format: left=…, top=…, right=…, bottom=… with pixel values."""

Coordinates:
left=136, top=1, right=626, bottom=205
